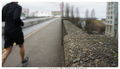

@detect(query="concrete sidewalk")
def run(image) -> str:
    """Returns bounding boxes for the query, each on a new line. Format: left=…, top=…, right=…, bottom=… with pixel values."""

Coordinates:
left=3, top=18, right=64, bottom=67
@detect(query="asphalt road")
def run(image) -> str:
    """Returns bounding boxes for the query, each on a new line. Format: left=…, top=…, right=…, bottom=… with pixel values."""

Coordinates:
left=2, top=18, right=57, bottom=49
left=3, top=18, right=64, bottom=67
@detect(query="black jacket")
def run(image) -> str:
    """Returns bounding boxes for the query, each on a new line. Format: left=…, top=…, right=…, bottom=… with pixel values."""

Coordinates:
left=2, top=2, right=24, bottom=35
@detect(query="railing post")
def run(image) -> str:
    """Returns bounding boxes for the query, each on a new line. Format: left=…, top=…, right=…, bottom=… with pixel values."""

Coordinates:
left=61, top=18, right=63, bottom=45
left=61, top=2, right=64, bottom=46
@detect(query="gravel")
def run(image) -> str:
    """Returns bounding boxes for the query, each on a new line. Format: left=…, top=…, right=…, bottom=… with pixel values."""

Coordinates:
left=63, top=20, right=118, bottom=67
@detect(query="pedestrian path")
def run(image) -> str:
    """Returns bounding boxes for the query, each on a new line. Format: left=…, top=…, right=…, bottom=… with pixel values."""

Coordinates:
left=3, top=18, right=64, bottom=67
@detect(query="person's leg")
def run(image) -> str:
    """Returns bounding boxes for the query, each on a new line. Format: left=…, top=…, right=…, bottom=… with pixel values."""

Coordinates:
left=19, top=43, right=29, bottom=66
left=2, top=46, right=13, bottom=66
left=19, top=44, right=25, bottom=62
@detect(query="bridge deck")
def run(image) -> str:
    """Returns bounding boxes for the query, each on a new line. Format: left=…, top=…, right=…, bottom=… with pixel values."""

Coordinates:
left=3, top=18, right=64, bottom=67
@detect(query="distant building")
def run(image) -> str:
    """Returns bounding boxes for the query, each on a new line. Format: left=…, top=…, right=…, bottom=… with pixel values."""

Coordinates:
left=97, top=18, right=102, bottom=20
left=51, top=11, right=61, bottom=17
left=101, top=18, right=106, bottom=20
left=29, top=12, right=35, bottom=17
left=105, top=2, right=118, bottom=38
left=81, top=21, right=86, bottom=29
left=96, top=18, right=106, bottom=20
left=21, top=8, right=29, bottom=17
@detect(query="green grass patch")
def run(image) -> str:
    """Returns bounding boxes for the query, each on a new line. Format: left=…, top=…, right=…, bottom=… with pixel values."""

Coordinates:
left=115, top=53, right=118, bottom=57
left=94, top=20, right=105, bottom=26
left=100, top=38, right=105, bottom=43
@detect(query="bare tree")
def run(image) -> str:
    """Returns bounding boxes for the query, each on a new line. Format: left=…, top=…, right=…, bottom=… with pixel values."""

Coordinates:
left=70, top=5, right=74, bottom=23
left=65, top=3, right=70, bottom=18
left=71, top=5, right=74, bottom=18
left=76, top=7, right=79, bottom=18
left=91, top=9, right=95, bottom=19
left=91, top=9, right=96, bottom=32
left=76, top=7, right=82, bottom=28
left=86, top=9, right=89, bottom=19
left=76, top=7, right=79, bottom=26
left=85, top=9, right=93, bottom=33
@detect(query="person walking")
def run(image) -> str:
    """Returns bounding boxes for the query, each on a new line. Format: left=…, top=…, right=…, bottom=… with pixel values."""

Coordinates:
left=2, top=2, right=28, bottom=66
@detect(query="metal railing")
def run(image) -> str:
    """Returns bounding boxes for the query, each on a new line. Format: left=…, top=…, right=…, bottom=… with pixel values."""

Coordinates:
left=2, top=17, right=53, bottom=35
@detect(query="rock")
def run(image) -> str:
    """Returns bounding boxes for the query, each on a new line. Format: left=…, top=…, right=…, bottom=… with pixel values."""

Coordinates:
left=82, top=58, right=85, bottom=61
left=95, top=59, right=99, bottom=63
left=112, top=63, right=117, bottom=66
left=87, top=63, right=91, bottom=66
left=107, top=60, right=110, bottom=63
left=77, top=55, right=82, bottom=58
left=71, top=62, right=79, bottom=67
left=91, top=57, right=95, bottom=60
left=70, top=54, right=74, bottom=57
left=69, top=50, right=73, bottom=53
left=80, top=61, right=83, bottom=64
left=78, top=51, right=81, bottom=53
left=84, top=58, right=89, bottom=62
left=65, top=58, right=68, bottom=60
left=99, top=42, right=104, bottom=44
left=70, top=43, right=73, bottom=46
left=63, top=20, right=118, bottom=67
left=73, top=58, right=80, bottom=63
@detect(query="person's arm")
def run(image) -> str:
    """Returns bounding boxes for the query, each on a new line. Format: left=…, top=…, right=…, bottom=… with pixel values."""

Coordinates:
left=13, top=6, right=24, bottom=26
left=2, top=7, right=5, bottom=22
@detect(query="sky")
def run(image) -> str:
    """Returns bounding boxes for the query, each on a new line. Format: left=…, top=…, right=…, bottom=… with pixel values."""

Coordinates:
left=2, top=2, right=107, bottom=18
left=0, top=1, right=120, bottom=69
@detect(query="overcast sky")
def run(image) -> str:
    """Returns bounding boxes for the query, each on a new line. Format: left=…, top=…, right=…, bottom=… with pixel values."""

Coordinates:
left=2, top=2, right=107, bottom=18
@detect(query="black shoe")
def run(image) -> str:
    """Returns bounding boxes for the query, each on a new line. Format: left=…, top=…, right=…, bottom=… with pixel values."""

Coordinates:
left=21, top=57, right=29, bottom=67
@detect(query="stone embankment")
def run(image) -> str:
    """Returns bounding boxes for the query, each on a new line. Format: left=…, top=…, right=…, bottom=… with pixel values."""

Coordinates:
left=63, top=20, right=118, bottom=67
